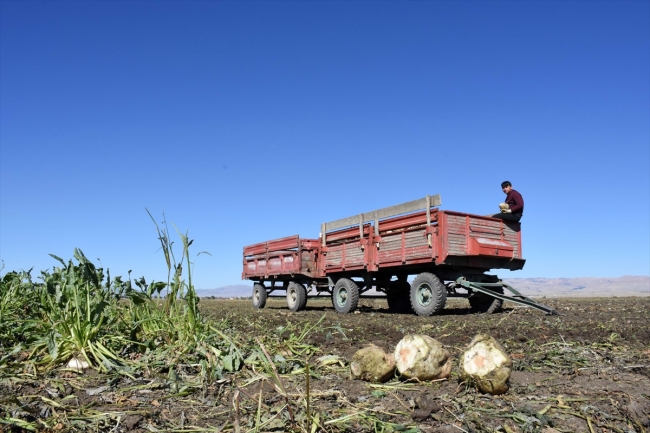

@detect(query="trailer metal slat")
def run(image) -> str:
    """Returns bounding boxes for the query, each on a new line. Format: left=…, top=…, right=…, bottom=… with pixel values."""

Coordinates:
left=324, top=194, right=441, bottom=232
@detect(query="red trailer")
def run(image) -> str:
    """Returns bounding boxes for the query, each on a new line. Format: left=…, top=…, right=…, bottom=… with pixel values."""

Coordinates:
left=242, top=195, right=557, bottom=315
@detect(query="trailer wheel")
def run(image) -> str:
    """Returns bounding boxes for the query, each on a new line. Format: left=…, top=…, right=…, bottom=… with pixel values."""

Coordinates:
left=469, top=288, right=504, bottom=314
left=252, top=284, right=268, bottom=309
left=387, top=282, right=414, bottom=314
left=410, top=273, right=446, bottom=316
left=286, top=282, right=307, bottom=312
left=332, top=278, right=360, bottom=314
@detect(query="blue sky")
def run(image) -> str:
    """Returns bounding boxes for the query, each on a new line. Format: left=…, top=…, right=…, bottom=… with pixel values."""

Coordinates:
left=1, top=0, right=648, bottom=290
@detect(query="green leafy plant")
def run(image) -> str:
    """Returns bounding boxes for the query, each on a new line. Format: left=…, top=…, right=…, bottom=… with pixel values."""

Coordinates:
left=29, top=249, right=129, bottom=371
left=0, top=268, right=39, bottom=353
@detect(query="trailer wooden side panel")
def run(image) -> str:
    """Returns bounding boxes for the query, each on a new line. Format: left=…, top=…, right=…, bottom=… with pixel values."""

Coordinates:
left=373, top=210, right=437, bottom=268
left=376, top=232, right=404, bottom=267
left=404, top=230, right=433, bottom=261
left=242, top=236, right=321, bottom=279
left=445, top=213, right=470, bottom=256
left=323, top=241, right=365, bottom=272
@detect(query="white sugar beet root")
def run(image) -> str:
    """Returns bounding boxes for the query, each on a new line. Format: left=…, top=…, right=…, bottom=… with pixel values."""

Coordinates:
left=459, top=334, right=512, bottom=395
left=67, top=357, right=90, bottom=371
left=394, top=335, right=452, bottom=381
left=350, top=345, right=396, bottom=383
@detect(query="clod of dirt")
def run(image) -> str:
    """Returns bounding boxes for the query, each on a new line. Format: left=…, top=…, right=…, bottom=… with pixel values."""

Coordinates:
left=412, top=392, right=441, bottom=420
left=67, top=357, right=90, bottom=371
left=626, top=399, right=650, bottom=427
left=123, top=414, right=144, bottom=430
left=394, top=334, right=452, bottom=381
left=459, top=334, right=512, bottom=395
left=411, top=408, right=431, bottom=421
left=350, top=344, right=396, bottom=382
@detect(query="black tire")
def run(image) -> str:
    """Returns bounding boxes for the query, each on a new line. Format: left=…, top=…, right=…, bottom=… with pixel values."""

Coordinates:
left=387, top=282, right=414, bottom=314
left=286, top=282, right=307, bottom=312
left=332, top=278, right=360, bottom=314
left=410, top=273, right=446, bottom=316
left=252, top=283, right=267, bottom=309
left=469, top=288, right=504, bottom=314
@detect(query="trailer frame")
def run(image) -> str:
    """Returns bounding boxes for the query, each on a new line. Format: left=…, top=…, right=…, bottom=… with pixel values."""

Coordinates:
left=243, top=195, right=558, bottom=315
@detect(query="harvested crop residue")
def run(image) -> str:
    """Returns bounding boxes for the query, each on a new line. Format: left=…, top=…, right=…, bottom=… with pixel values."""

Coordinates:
left=2, top=297, right=649, bottom=432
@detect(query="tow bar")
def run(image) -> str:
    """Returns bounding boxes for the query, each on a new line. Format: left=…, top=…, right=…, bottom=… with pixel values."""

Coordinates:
left=456, top=278, right=561, bottom=315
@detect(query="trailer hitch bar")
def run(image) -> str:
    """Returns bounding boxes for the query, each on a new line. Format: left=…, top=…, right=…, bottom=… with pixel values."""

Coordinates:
left=456, top=278, right=561, bottom=316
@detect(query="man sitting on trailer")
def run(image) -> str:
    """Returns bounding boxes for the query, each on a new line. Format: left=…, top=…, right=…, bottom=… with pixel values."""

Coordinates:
left=492, top=181, right=524, bottom=222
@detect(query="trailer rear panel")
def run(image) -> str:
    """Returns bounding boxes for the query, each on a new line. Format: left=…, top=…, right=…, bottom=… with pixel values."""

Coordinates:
left=437, top=211, right=522, bottom=264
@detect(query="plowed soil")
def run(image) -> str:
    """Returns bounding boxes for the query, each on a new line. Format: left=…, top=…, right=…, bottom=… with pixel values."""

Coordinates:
left=2, top=296, right=649, bottom=433
left=203, top=296, right=650, bottom=432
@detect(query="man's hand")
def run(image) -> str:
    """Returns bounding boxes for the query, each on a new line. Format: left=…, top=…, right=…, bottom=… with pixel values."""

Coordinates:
left=501, top=208, right=512, bottom=214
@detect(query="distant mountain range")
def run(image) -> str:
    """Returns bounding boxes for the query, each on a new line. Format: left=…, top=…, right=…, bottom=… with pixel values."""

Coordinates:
left=501, top=275, right=649, bottom=297
left=196, top=285, right=254, bottom=298
left=197, top=276, right=649, bottom=298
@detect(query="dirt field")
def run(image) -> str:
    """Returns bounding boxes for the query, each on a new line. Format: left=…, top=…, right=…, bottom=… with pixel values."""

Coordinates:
left=203, top=296, right=650, bottom=432
left=2, top=296, right=649, bottom=432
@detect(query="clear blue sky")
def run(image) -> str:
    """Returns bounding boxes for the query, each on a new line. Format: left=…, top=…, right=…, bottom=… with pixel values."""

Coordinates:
left=1, top=0, right=649, bottom=290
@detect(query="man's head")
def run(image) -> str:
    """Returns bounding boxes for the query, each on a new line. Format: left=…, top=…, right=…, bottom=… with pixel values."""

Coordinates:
left=501, top=181, right=512, bottom=194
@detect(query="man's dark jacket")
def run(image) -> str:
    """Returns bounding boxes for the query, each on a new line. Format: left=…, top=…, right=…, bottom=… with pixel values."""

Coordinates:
left=506, top=189, right=524, bottom=215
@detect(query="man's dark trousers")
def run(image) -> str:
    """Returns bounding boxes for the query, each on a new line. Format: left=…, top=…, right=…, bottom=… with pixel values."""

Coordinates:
left=491, top=213, right=522, bottom=223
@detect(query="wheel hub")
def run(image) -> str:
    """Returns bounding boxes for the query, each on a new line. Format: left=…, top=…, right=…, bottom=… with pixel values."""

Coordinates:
left=337, top=288, right=348, bottom=306
left=417, top=283, right=432, bottom=306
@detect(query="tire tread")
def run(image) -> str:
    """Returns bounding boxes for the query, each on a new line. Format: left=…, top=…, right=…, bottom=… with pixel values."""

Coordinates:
left=410, top=272, right=446, bottom=316
left=332, top=278, right=360, bottom=314
left=252, top=283, right=268, bottom=309
left=287, top=282, right=307, bottom=312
